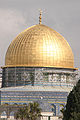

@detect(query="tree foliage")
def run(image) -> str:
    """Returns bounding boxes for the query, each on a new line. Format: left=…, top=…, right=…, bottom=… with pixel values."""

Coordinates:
left=16, top=107, right=26, bottom=120
left=15, top=102, right=41, bottom=120
left=63, top=80, right=80, bottom=120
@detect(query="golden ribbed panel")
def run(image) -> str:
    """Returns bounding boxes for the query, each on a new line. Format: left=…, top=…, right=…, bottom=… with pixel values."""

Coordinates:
left=5, top=24, right=74, bottom=68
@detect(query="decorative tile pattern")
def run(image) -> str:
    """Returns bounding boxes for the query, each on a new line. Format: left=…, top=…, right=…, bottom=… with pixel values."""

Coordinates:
left=2, top=67, right=77, bottom=87
left=1, top=90, right=68, bottom=115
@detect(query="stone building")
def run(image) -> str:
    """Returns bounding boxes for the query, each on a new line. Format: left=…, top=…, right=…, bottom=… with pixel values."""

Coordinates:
left=0, top=14, right=78, bottom=119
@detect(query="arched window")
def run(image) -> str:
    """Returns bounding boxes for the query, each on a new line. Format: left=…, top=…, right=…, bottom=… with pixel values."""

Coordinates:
left=23, top=103, right=27, bottom=105
left=51, top=104, right=56, bottom=116
left=4, top=103, right=9, bottom=105
left=59, top=104, right=65, bottom=115
left=1, top=111, right=7, bottom=118
left=14, top=103, right=18, bottom=105
left=10, top=111, right=14, bottom=119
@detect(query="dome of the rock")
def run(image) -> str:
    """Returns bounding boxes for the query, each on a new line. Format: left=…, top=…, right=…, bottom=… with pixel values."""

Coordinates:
left=5, top=24, right=74, bottom=69
left=1, top=12, right=77, bottom=119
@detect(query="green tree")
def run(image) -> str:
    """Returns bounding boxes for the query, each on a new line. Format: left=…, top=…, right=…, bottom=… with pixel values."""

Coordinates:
left=25, top=102, right=41, bottom=120
left=16, top=107, right=26, bottom=120
left=15, top=102, right=41, bottom=120
left=63, top=80, right=80, bottom=120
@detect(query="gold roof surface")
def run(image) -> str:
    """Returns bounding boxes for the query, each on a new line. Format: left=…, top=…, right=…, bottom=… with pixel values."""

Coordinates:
left=5, top=24, right=74, bottom=68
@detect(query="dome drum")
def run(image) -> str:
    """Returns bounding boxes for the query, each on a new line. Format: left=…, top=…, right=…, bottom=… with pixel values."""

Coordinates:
left=2, top=67, right=76, bottom=87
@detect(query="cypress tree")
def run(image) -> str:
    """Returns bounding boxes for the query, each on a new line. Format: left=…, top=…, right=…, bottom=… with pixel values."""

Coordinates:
left=63, top=80, right=80, bottom=120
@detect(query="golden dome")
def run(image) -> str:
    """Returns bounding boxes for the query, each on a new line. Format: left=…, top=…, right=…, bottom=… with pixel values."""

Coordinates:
left=5, top=24, right=74, bottom=68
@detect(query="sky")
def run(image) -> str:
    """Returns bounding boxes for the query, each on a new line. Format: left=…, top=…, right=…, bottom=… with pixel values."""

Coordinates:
left=0, top=0, right=80, bottom=74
